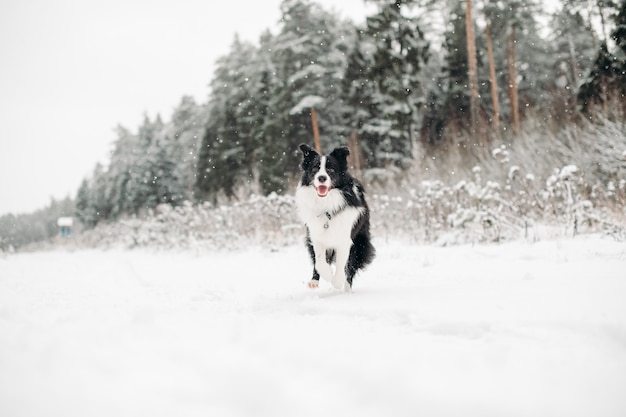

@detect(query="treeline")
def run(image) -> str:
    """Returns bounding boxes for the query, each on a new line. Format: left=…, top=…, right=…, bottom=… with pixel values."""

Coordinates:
left=0, top=197, right=75, bottom=251
left=66, top=0, right=626, bottom=228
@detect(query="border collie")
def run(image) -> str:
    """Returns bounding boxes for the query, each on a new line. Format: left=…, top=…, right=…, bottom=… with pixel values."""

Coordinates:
left=295, top=144, right=375, bottom=291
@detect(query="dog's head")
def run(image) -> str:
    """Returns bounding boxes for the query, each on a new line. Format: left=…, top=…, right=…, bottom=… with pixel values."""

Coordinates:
left=298, top=144, right=350, bottom=198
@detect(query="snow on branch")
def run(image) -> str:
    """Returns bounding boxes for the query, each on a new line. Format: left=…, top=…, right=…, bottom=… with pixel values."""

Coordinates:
left=289, top=95, right=325, bottom=115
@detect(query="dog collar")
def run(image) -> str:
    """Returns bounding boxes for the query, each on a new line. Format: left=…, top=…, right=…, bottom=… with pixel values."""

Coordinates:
left=323, top=212, right=331, bottom=229
left=318, top=205, right=345, bottom=229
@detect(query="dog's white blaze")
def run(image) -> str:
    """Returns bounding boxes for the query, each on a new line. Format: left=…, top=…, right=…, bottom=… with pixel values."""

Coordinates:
left=295, top=184, right=364, bottom=290
left=313, top=156, right=328, bottom=189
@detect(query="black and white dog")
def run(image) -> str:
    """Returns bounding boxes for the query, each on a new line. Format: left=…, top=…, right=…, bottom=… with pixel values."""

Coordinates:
left=295, top=144, right=375, bottom=291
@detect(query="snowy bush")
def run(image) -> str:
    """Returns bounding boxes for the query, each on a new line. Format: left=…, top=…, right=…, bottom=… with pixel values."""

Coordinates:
left=370, top=153, right=625, bottom=245
left=73, top=194, right=303, bottom=251
left=0, top=236, right=14, bottom=254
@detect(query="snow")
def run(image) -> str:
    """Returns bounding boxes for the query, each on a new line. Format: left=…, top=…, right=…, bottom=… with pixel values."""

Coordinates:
left=289, top=95, right=325, bottom=115
left=56, top=217, right=74, bottom=227
left=1, top=236, right=626, bottom=417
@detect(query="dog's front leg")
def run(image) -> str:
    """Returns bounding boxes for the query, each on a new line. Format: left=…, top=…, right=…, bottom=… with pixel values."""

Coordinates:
left=313, top=245, right=333, bottom=284
left=331, top=245, right=351, bottom=291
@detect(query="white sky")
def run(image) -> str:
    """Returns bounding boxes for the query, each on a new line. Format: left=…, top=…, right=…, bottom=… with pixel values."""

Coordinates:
left=0, top=0, right=371, bottom=216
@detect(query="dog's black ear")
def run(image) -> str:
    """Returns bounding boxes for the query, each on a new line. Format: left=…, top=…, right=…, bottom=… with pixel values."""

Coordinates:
left=299, top=144, right=318, bottom=170
left=330, top=146, right=350, bottom=171
left=299, top=143, right=317, bottom=158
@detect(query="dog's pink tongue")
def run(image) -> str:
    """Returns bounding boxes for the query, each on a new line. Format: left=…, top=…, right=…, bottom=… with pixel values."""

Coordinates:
left=316, top=185, right=329, bottom=197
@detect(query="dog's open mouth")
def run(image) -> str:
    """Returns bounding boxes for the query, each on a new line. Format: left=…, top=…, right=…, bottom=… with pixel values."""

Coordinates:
left=316, top=185, right=329, bottom=197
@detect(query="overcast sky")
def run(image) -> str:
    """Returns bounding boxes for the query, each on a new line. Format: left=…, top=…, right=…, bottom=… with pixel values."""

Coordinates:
left=0, top=0, right=371, bottom=216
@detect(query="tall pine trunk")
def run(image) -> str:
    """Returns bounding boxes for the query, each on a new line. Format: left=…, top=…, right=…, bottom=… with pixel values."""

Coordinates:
left=597, top=1, right=609, bottom=113
left=465, top=0, right=480, bottom=135
left=485, top=23, right=500, bottom=131
left=310, top=107, right=321, bottom=153
left=506, top=26, right=520, bottom=136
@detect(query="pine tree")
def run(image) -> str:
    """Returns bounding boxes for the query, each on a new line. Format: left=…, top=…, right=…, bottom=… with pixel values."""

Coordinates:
left=465, top=0, right=480, bottom=133
left=345, top=0, right=429, bottom=167
left=106, top=125, right=136, bottom=218
left=255, top=32, right=286, bottom=194
left=611, top=0, right=626, bottom=106
left=90, top=163, right=112, bottom=223
left=482, top=0, right=549, bottom=133
left=442, top=1, right=472, bottom=131
left=547, top=6, right=597, bottom=120
left=125, top=115, right=163, bottom=213
left=196, top=35, right=259, bottom=200
left=550, top=8, right=596, bottom=86
left=576, top=0, right=626, bottom=112
left=343, top=30, right=382, bottom=157
left=167, top=96, right=207, bottom=201
left=75, top=178, right=98, bottom=228
left=578, top=41, right=623, bottom=110
left=271, top=0, right=354, bottom=168
left=614, top=0, right=626, bottom=55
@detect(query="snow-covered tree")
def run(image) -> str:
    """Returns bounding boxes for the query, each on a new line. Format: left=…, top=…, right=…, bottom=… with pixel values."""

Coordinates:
left=546, top=6, right=597, bottom=121
left=75, top=178, right=98, bottom=228
left=196, top=35, right=260, bottom=200
left=578, top=41, right=624, bottom=111
left=165, top=96, right=207, bottom=202
left=270, top=0, right=354, bottom=170
left=614, top=0, right=626, bottom=55
left=124, top=115, right=166, bottom=212
left=196, top=0, right=356, bottom=200
left=254, top=31, right=286, bottom=195
left=342, top=30, right=382, bottom=162
left=344, top=0, right=429, bottom=168
left=481, top=0, right=552, bottom=132
left=443, top=1, right=474, bottom=132
left=574, top=0, right=626, bottom=112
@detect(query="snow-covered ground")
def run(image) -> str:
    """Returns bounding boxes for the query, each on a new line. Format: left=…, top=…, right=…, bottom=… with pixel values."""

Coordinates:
left=1, top=235, right=625, bottom=417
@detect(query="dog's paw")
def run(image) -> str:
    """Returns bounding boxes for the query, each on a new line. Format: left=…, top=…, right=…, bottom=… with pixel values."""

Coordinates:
left=307, top=280, right=319, bottom=289
left=331, top=276, right=345, bottom=290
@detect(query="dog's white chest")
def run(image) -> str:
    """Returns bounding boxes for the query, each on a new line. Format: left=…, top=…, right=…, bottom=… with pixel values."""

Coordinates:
left=295, top=186, right=364, bottom=246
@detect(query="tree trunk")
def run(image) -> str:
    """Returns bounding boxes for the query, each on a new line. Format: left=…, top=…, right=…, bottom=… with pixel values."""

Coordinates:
left=347, top=130, right=363, bottom=177
left=485, top=23, right=500, bottom=132
left=465, top=0, right=480, bottom=135
left=310, top=107, right=321, bottom=153
left=506, top=26, right=520, bottom=136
